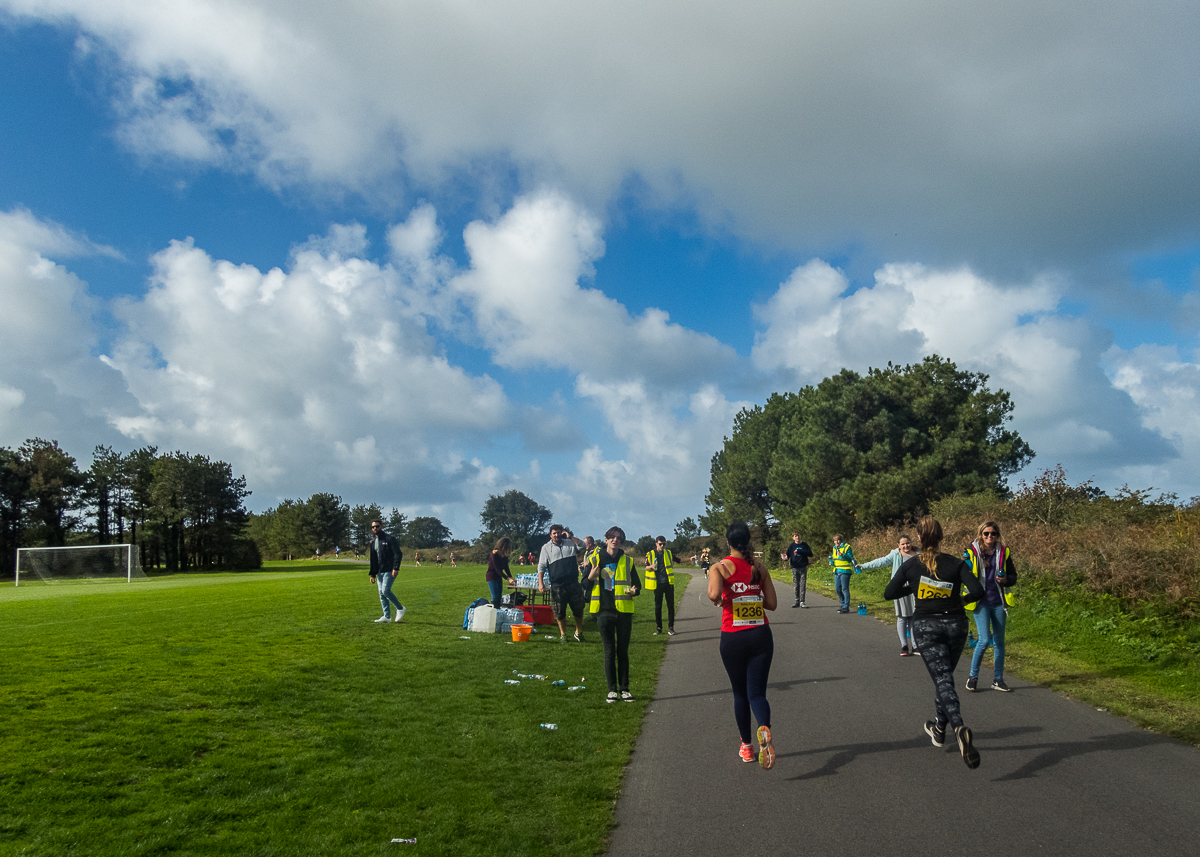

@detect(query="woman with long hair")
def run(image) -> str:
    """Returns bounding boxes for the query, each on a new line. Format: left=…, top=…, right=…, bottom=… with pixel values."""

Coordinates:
left=963, top=520, right=1018, bottom=692
left=486, top=537, right=514, bottom=607
left=708, top=521, right=779, bottom=769
left=587, top=526, right=641, bottom=703
left=861, top=534, right=921, bottom=655
left=884, top=516, right=986, bottom=769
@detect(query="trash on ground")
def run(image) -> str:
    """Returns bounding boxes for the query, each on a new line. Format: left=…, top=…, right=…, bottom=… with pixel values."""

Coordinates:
left=504, top=679, right=520, bottom=685
left=391, top=838, right=417, bottom=844
left=540, top=723, right=558, bottom=730
left=552, top=680, right=566, bottom=687
left=568, top=686, right=585, bottom=691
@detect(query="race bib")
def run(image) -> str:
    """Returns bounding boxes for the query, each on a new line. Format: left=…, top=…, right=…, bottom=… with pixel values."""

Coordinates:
left=731, top=594, right=765, bottom=626
left=917, top=575, right=953, bottom=600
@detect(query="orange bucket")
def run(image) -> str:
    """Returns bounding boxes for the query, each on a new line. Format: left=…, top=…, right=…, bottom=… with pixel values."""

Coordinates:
left=510, top=624, right=533, bottom=642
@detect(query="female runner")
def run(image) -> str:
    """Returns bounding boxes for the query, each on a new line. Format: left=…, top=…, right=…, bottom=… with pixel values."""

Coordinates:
left=885, top=516, right=985, bottom=769
left=708, top=521, right=778, bottom=769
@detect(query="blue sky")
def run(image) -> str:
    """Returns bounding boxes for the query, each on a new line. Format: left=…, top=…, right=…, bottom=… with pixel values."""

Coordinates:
left=3, top=2, right=1200, bottom=542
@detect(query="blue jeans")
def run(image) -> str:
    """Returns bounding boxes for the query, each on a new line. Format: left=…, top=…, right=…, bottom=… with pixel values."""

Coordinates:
left=970, top=605, right=1007, bottom=680
left=488, top=579, right=503, bottom=607
left=377, top=571, right=403, bottom=618
left=835, top=573, right=851, bottom=610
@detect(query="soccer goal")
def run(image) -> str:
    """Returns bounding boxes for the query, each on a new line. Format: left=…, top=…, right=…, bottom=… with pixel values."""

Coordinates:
left=15, top=544, right=144, bottom=585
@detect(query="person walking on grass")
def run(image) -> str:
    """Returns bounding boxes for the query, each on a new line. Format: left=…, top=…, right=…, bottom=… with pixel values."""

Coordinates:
left=710, top=520, right=779, bottom=769
left=645, top=536, right=677, bottom=636
left=885, top=516, right=985, bottom=769
left=587, top=526, right=641, bottom=702
left=538, top=524, right=587, bottom=642
left=963, top=521, right=1018, bottom=692
left=784, top=531, right=814, bottom=608
left=861, top=535, right=921, bottom=655
left=368, top=520, right=405, bottom=623
left=829, top=533, right=861, bottom=613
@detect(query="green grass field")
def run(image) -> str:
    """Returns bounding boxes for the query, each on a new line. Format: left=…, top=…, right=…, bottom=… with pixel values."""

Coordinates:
left=0, top=562, right=681, bottom=856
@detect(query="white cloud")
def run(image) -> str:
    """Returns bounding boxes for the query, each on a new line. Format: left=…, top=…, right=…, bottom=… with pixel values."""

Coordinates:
left=7, top=0, right=1196, bottom=268
left=753, top=259, right=1179, bottom=491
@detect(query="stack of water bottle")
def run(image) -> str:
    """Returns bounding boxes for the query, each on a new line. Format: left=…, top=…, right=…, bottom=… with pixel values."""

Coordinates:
left=515, top=573, right=539, bottom=588
left=496, top=606, right=526, bottom=635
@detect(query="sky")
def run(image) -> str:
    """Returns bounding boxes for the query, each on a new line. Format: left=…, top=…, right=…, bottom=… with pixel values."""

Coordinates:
left=2, top=1, right=1200, bottom=543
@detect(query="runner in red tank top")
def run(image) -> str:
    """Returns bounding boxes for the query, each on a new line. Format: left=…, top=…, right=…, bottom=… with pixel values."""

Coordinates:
left=708, top=520, right=778, bottom=769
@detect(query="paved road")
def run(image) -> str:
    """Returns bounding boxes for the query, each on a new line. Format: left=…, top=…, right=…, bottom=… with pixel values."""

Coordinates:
left=608, top=573, right=1200, bottom=856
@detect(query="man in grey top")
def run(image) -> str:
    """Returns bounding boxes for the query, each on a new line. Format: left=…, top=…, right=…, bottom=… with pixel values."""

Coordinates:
left=369, top=520, right=405, bottom=623
left=538, top=524, right=586, bottom=641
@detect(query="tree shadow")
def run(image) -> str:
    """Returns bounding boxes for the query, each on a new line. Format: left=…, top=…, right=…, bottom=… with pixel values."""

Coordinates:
left=988, top=729, right=1173, bottom=781
left=653, top=676, right=846, bottom=702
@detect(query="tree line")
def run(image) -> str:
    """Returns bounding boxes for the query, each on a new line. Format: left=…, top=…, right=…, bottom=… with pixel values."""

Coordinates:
left=248, top=497, right=457, bottom=560
left=0, top=439, right=258, bottom=579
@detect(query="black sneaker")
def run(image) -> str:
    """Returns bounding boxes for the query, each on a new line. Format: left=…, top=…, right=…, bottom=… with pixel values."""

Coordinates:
left=992, top=679, right=1011, bottom=692
left=900, top=645, right=910, bottom=657
left=667, top=628, right=676, bottom=636
left=574, top=632, right=585, bottom=643
left=923, top=720, right=945, bottom=748
left=956, top=726, right=980, bottom=769
left=791, top=601, right=800, bottom=608
left=965, top=675, right=978, bottom=692
left=653, top=629, right=661, bottom=636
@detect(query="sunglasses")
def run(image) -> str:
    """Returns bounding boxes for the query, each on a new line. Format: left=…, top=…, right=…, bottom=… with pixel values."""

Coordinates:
left=982, top=531, right=998, bottom=538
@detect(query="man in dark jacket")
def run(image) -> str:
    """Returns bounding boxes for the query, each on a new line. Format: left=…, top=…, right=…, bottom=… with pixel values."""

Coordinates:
left=785, top=532, right=814, bottom=608
left=369, top=520, right=405, bottom=623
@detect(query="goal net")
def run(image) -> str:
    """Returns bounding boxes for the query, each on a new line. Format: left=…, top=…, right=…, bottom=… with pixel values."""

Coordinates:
left=16, top=544, right=145, bottom=585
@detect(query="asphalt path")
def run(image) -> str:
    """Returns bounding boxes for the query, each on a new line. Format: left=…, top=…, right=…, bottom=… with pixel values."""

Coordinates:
left=607, top=572, right=1200, bottom=856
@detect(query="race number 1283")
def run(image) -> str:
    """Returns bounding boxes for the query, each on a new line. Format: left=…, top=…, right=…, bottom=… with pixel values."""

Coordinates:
left=732, top=595, right=764, bottom=626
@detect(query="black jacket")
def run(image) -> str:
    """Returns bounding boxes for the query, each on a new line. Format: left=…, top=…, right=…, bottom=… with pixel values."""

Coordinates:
left=786, top=541, right=813, bottom=569
left=370, top=533, right=403, bottom=577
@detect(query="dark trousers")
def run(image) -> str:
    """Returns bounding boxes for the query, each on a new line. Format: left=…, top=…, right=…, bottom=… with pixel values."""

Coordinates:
left=912, top=613, right=970, bottom=731
left=792, top=566, right=808, bottom=603
left=653, top=583, right=675, bottom=630
left=719, top=624, right=774, bottom=744
left=596, top=611, right=634, bottom=692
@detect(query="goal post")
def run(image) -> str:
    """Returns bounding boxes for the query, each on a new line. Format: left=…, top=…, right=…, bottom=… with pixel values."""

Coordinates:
left=15, top=544, right=144, bottom=585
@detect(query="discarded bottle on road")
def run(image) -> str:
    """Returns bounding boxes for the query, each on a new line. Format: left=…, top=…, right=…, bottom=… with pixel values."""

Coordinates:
left=504, top=679, right=520, bottom=685
left=551, top=680, right=566, bottom=687
left=541, top=723, right=558, bottom=730
left=568, top=686, right=585, bottom=692
left=857, top=603, right=867, bottom=615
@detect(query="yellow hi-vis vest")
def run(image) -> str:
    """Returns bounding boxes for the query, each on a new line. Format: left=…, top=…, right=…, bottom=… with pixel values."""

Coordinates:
left=963, top=544, right=1016, bottom=609
left=831, top=543, right=855, bottom=572
left=643, top=549, right=675, bottom=590
left=589, top=554, right=636, bottom=614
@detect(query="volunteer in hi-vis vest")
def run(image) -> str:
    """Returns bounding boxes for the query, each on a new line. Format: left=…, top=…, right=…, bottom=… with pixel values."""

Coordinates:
left=709, top=520, right=778, bottom=770
left=962, top=521, right=1018, bottom=693
left=645, top=537, right=677, bottom=636
left=587, top=526, right=641, bottom=703
left=884, top=516, right=986, bottom=769
left=829, top=534, right=861, bottom=613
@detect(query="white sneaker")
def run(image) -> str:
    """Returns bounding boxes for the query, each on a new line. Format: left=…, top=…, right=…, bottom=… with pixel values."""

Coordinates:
left=606, top=691, right=619, bottom=704
left=374, top=616, right=390, bottom=623
left=395, top=607, right=406, bottom=623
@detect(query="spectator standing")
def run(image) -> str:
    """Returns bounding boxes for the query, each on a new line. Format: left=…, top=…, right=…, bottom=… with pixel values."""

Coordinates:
left=829, top=534, right=861, bottom=613
left=963, top=521, right=1018, bottom=692
left=861, top=535, right=921, bottom=654
left=587, top=526, right=641, bottom=702
left=538, top=525, right=587, bottom=641
left=368, top=520, right=405, bottom=623
left=645, top=536, right=677, bottom=636
left=784, top=532, right=814, bottom=608
left=486, top=538, right=514, bottom=607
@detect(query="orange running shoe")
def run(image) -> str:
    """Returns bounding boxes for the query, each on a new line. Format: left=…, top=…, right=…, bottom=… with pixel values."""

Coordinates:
left=757, top=725, right=775, bottom=770
left=738, top=742, right=754, bottom=763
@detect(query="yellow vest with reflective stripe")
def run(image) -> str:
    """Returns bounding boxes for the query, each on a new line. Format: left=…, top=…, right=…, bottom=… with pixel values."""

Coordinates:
left=831, top=543, right=855, bottom=572
left=963, top=544, right=1016, bottom=609
left=589, top=554, right=636, bottom=614
left=644, top=549, right=675, bottom=590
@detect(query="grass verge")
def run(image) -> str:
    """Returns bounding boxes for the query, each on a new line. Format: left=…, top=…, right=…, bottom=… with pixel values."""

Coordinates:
left=0, top=562, right=679, bottom=856
left=784, top=565, right=1200, bottom=747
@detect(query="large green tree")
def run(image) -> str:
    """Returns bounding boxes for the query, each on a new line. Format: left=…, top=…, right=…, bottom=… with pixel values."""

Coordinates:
left=478, top=490, right=553, bottom=557
left=705, top=356, right=1034, bottom=544
left=408, top=516, right=452, bottom=549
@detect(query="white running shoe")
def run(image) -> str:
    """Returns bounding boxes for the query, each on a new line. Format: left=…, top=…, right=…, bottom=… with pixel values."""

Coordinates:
left=374, top=616, right=390, bottom=623
left=395, top=607, right=406, bottom=622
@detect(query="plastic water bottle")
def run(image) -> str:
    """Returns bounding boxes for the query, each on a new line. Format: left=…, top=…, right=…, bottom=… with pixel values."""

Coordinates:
left=568, top=686, right=585, bottom=692
left=541, top=723, right=558, bottom=730
left=532, top=674, right=547, bottom=681
left=391, top=838, right=417, bottom=844
left=857, top=603, right=867, bottom=615
left=504, top=679, right=520, bottom=685
left=551, top=680, right=566, bottom=687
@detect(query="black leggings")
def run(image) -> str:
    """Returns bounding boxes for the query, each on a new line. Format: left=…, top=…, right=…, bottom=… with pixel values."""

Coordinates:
left=654, top=583, right=675, bottom=630
left=912, top=613, right=970, bottom=731
left=719, top=624, right=774, bottom=744
left=596, top=612, right=634, bottom=692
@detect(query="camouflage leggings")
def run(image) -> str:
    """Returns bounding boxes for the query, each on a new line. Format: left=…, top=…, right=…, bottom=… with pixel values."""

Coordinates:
left=912, top=613, right=970, bottom=731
